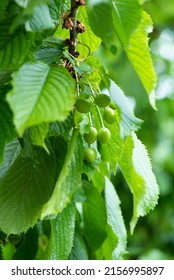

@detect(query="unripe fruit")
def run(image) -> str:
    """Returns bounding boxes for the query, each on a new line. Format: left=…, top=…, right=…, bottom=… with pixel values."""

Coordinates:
left=109, top=101, right=117, bottom=109
left=76, top=99, right=91, bottom=113
left=95, top=94, right=110, bottom=107
left=97, top=127, right=111, bottom=144
left=84, top=148, right=96, bottom=163
left=103, top=107, right=116, bottom=124
left=84, top=127, right=98, bottom=144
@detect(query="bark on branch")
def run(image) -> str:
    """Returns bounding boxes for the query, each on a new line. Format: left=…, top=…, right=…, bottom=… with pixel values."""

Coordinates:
left=69, top=0, right=78, bottom=56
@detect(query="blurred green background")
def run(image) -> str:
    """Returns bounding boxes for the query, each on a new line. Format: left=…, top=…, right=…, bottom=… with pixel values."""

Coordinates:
left=108, top=0, right=174, bottom=260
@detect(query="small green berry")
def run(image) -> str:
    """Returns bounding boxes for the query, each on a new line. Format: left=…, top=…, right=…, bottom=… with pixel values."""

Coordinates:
left=84, top=127, right=98, bottom=144
left=103, top=107, right=116, bottom=124
left=95, top=94, right=111, bottom=107
left=84, top=148, right=96, bottom=163
left=76, top=99, right=92, bottom=113
left=97, top=127, right=111, bottom=144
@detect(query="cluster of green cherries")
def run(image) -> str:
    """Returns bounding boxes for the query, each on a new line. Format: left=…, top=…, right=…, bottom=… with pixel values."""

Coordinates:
left=76, top=93, right=116, bottom=163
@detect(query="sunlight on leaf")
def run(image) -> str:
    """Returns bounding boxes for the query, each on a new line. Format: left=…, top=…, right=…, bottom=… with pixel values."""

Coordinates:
left=119, top=133, right=159, bottom=233
left=7, top=62, right=75, bottom=136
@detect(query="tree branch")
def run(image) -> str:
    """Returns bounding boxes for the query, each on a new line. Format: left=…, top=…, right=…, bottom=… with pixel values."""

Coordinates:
left=69, top=0, right=78, bottom=56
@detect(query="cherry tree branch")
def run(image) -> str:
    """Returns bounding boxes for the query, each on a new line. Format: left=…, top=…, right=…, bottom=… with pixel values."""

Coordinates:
left=69, top=0, right=78, bottom=56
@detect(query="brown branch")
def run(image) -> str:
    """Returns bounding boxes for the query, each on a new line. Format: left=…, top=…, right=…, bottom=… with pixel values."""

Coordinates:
left=69, top=0, right=78, bottom=56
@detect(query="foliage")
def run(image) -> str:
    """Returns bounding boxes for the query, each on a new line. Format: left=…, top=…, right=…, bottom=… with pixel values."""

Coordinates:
left=111, top=0, right=174, bottom=260
left=0, top=0, right=160, bottom=260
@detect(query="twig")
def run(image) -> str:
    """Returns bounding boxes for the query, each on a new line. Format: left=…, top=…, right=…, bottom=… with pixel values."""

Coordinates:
left=69, top=0, right=78, bottom=56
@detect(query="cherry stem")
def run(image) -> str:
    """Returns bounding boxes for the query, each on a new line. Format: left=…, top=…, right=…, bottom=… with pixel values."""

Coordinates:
left=96, top=83, right=101, bottom=95
left=89, top=112, right=93, bottom=125
left=77, top=41, right=91, bottom=59
left=95, top=105, right=105, bottom=128
left=75, top=71, right=80, bottom=97
left=84, top=78, right=96, bottom=99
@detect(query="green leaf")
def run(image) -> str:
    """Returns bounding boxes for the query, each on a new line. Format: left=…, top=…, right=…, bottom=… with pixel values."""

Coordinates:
left=47, top=114, right=73, bottom=140
left=109, top=80, right=143, bottom=139
left=48, top=0, right=67, bottom=26
left=48, top=136, right=67, bottom=180
left=77, top=6, right=101, bottom=57
left=34, top=37, right=66, bottom=63
left=0, top=0, right=10, bottom=21
left=41, top=129, right=83, bottom=219
left=30, top=123, right=49, bottom=149
left=84, top=56, right=102, bottom=86
left=101, top=224, right=118, bottom=260
left=14, top=0, right=47, bottom=8
left=86, top=0, right=115, bottom=44
left=0, top=245, right=2, bottom=260
left=83, top=181, right=107, bottom=250
left=34, top=47, right=63, bottom=64
left=112, top=0, right=141, bottom=45
left=14, top=0, right=35, bottom=8
left=125, top=12, right=157, bottom=109
left=12, top=1, right=54, bottom=32
left=7, top=62, right=75, bottom=136
left=100, top=117, right=124, bottom=172
left=0, top=147, right=56, bottom=234
left=0, top=99, right=16, bottom=163
left=69, top=232, right=88, bottom=260
left=1, top=240, right=16, bottom=260
left=112, top=1, right=157, bottom=108
left=42, top=37, right=66, bottom=49
left=105, top=177, right=127, bottom=259
left=0, top=71, right=12, bottom=86
left=118, top=133, right=159, bottom=233
left=77, top=62, right=92, bottom=75
left=25, top=3, right=54, bottom=32
left=45, top=203, right=75, bottom=260
left=0, top=23, right=35, bottom=70
left=92, top=161, right=110, bottom=193
left=12, top=227, right=38, bottom=260
left=0, top=139, right=21, bottom=179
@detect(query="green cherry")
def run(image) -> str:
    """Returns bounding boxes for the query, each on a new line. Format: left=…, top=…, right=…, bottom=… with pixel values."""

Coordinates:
left=76, top=99, right=92, bottom=113
left=95, top=94, right=110, bottom=107
left=84, top=148, right=97, bottom=163
left=84, top=127, right=98, bottom=144
left=97, top=127, right=111, bottom=144
left=103, top=107, right=116, bottom=124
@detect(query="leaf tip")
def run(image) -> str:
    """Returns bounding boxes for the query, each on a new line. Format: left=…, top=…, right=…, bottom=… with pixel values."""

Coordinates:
left=149, top=90, right=158, bottom=111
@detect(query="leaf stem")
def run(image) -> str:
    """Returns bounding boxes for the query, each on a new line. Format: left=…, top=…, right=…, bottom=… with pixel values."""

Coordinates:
left=84, top=78, right=95, bottom=97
